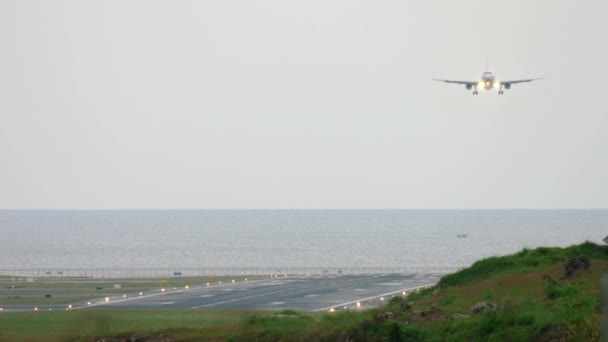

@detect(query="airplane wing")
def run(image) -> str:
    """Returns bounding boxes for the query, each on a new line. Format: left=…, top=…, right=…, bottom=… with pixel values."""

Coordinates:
left=432, top=79, right=476, bottom=85
left=501, top=78, right=543, bottom=85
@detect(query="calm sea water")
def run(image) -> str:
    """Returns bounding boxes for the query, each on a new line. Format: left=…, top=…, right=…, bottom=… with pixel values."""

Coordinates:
left=0, top=210, right=606, bottom=270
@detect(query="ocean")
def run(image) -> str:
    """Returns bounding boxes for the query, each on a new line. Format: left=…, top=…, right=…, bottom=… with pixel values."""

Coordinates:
left=0, top=210, right=606, bottom=271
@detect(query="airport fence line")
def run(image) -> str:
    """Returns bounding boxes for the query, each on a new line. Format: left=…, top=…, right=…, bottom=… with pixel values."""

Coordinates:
left=0, top=266, right=466, bottom=279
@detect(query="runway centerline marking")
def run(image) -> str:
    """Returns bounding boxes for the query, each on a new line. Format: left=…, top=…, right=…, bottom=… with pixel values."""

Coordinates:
left=189, top=289, right=286, bottom=309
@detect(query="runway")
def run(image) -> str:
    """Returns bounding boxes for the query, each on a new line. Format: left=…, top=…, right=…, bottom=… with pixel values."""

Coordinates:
left=1, top=274, right=442, bottom=312
left=84, top=274, right=440, bottom=311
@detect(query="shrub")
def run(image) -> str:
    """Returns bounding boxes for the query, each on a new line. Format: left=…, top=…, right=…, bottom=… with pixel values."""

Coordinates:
left=387, top=296, right=411, bottom=314
left=401, top=326, right=425, bottom=341
left=387, top=322, right=403, bottom=342
left=277, top=309, right=298, bottom=316
left=438, top=295, right=456, bottom=306
left=545, top=284, right=561, bottom=300
left=482, top=290, right=495, bottom=301
left=534, top=247, right=551, bottom=255
left=478, top=312, right=501, bottom=336
left=524, top=258, right=540, bottom=267
left=516, top=313, right=536, bottom=326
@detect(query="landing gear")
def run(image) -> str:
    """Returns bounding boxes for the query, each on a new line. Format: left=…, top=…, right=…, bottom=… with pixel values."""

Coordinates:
left=473, top=90, right=478, bottom=95
left=498, top=90, right=504, bottom=95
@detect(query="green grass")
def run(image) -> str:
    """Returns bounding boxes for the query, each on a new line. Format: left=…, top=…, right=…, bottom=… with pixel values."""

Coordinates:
left=0, top=242, right=606, bottom=341
left=0, top=309, right=252, bottom=341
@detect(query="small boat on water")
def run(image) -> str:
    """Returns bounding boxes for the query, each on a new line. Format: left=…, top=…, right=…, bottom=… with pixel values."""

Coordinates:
left=457, top=234, right=468, bottom=238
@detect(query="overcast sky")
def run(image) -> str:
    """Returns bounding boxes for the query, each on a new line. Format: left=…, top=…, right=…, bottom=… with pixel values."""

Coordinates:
left=1, top=1, right=606, bottom=209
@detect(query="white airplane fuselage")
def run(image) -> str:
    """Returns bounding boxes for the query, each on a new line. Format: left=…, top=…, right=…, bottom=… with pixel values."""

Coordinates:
left=479, top=70, right=496, bottom=90
left=481, top=71, right=495, bottom=86
left=471, top=69, right=505, bottom=95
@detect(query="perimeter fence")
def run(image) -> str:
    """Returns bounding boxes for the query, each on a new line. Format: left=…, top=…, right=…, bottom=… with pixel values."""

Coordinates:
left=0, top=266, right=466, bottom=279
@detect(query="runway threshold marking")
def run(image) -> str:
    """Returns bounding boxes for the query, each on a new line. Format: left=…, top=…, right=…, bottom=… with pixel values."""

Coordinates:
left=313, top=283, right=436, bottom=312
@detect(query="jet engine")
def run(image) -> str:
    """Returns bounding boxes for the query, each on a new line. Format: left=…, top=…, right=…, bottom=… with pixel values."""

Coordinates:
left=465, top=83, right=473, bottom=90
left=504, top=83, right=511, bottom=89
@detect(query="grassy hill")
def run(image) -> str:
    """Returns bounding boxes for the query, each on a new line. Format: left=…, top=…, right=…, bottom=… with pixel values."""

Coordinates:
left=384, top=241, right=607, bottom=341
left=1, top=242, right=606, bottom=341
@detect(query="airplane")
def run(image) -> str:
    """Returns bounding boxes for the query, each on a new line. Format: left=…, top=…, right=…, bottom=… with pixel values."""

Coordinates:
left=433, top=64, right=542, bottom=95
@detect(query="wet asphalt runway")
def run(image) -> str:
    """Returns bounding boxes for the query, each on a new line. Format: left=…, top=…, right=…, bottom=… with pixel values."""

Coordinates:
left=84, top=274, right=440, bottom=311
left=1, top=274, right=441, bottom=312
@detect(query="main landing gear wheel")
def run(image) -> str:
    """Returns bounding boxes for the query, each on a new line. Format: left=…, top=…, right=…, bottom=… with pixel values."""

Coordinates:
left=498, top=90, right=504, bottom=95
left=473, top=91, right=478, bottom=95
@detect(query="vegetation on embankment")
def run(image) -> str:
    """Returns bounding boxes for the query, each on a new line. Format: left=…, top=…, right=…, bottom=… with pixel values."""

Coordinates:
left=0, top=242, right=606, bottom=341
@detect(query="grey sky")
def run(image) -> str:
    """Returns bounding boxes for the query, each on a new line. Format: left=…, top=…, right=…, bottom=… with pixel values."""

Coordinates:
left=1, top=1, right=606, bottom=209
